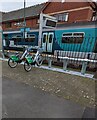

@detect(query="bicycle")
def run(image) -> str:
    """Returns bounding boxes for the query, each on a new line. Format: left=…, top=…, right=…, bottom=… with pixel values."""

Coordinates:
left=8, top=46, right=32, bottom=68
left=24, top=47, right=43, bottom=72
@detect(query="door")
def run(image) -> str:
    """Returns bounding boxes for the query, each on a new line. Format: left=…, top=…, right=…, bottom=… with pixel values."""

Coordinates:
left=42, top=32, right=54, bottom=52
left=47, top=32, right=54, bottom=52
left=42, top=33, right=48, bottom=52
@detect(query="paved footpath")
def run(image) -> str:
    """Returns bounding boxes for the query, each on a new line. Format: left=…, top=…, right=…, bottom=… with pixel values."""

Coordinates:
left=2, top=77, right=95, bottom=118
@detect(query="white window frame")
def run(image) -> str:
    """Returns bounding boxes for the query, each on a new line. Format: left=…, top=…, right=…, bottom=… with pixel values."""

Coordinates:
left=53, top=13, right=69, bottom=22
left=62, top=32, right=85, bottom=43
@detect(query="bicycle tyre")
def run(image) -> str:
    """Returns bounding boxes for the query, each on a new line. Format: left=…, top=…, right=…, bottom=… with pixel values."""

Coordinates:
left=24, top=61, right=32, bottom=72
left=36, top=55, right=43, bottom=66
left=8, top=58, right=18, bottom=68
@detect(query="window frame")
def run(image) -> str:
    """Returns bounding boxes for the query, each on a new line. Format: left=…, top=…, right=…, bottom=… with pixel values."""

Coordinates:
left=26, top=34, right=36, bottom=42
left=53, top=13, right=69, bottom=22
left=43, top=34, right=47, bottom=43
left=49, top=34, right=53, bottom=43
left=62, top=32, right=85, bottom=44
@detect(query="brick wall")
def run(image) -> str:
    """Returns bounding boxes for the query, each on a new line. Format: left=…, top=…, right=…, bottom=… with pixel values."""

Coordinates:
left=26, top=18, right=38, bottom=28
left=2, top=2, right=94, bottom=30
left=43, top=2, right=93, bottom=23
left=2, top=17, right=39, bottom=31
left=68, top=8, right=93, bottom=23
left=43, top=2, right=91, bottom=14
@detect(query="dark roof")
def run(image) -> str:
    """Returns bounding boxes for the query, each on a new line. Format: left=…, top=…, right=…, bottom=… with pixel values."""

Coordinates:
left=2, top=3, right=45, bottom=22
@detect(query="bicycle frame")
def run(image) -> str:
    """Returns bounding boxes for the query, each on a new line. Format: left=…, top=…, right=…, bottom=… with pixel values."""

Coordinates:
left=25, top=48, right=43, bottom=65
left=24, top=47, right=43, bottom=71
left=10, top=47, right=31, bottom=62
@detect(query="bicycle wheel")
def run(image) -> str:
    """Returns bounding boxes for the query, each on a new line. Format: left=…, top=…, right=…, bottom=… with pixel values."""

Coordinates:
left=36, top=55, right=43, bottom=66
left=8, top=58, right=18, bottom=68
left=24, top=61, right=32, bottom=72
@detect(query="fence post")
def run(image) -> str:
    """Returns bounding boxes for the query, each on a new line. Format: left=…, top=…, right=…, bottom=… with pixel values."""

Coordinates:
left=57, top=51, right=60, bottom=61
left=81, top=59, right=88, bottom=75
left=63, top=57, right=68, bottom=71
left=48, top=55, right=52, bottom=68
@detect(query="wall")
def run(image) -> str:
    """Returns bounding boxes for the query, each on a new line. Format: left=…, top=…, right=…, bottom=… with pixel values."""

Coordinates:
left=68, top=8, right=93, bottom=23
left=43, top=2, right=91, bottom=14
left=2, top=17, right=39, bottom=31
left=2, top=2, right=94, bottom=30
left=43, top=2, right=93, bottom=23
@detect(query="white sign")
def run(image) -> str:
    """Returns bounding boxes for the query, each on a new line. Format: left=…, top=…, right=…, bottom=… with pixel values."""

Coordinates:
left=3, top=40, right=6, bottom=46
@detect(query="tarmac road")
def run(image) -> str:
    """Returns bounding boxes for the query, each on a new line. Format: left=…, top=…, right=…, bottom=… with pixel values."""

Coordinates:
left=2, top=77, right=95, bottom=118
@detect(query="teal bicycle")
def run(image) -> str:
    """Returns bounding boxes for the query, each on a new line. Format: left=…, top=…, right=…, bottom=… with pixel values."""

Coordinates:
left=8, top=46, right=32, bottom=68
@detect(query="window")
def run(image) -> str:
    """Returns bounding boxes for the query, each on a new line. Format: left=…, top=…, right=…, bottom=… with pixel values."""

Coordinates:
left=4, top=34, right=8, bottom=40
left=14, top=21, right=26, bottom=27
left=5, top=22, right=12, bottom=28
left=12, top=35, right=22, bottom=42
left=49, top=34, right=53, bottom=43
left=53, top=13, right=68, bottom=22
left=26, top=34, right=36, bottom=42
left=43, top=35, right=46, bottom=43
left=61, top=0, right=65, bottom=2
left=92, top=12, right=97, bottom=21
left=62, top=33, right=72, bottom=36
left=59, top=14, right=63, bottom=21
left=62, top=32, right=84, bottom=44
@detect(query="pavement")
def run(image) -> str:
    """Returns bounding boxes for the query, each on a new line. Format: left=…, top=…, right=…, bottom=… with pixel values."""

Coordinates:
left=2, top=77, right=96, bottom=118
left=2, top=60, right=95, bottom=108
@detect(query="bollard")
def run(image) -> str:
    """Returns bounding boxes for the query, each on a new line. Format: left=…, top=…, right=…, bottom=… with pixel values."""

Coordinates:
left=48, top=55, right=52, bottom=68
left=81, top=60, right=88, bottom=75
left=63, top=58, right=68, bottom=71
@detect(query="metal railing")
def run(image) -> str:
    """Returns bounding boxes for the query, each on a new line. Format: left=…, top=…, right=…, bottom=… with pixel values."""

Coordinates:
left=42, top=51, right=97, bottom=75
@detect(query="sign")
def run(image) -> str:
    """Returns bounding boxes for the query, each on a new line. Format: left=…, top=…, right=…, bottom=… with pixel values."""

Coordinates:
left=44, top=18, right=57, bottom=28
left=20, top=28, right=30, bottom=32
left=42, top=14, right=57, bottom=28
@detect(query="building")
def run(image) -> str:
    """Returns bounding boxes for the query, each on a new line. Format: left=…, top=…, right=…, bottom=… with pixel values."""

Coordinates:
left=43, top=0, right=97, bottom=23
left=2, top=3, right=45, bottom=31
left=0, top=12, right=4, bottom=28
left=1, top=0, right=97, bottom=31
